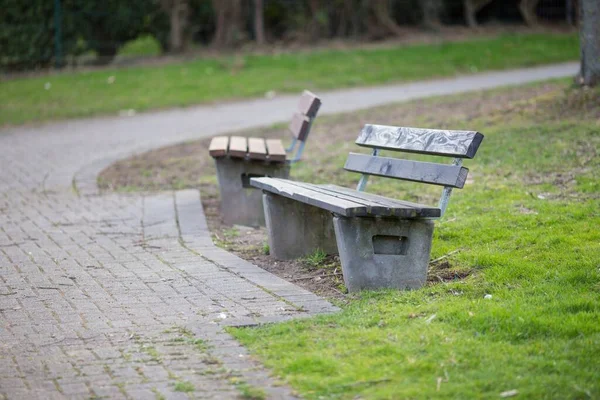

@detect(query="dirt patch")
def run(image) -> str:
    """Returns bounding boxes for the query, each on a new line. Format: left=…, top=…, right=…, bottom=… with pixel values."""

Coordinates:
left=98, top=82, right=597, bottom=299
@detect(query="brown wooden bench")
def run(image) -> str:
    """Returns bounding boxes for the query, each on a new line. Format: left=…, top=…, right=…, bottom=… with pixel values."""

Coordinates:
left=208, top=90, right=321, bottom=227
left=251, top=124, right=484, bottom=292
left=208, top=90, right=321, bottom=163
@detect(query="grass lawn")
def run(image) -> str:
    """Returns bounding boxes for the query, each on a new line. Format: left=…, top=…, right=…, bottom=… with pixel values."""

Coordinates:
left=1, top=33, right=579, bottom=126
left=100, top=79, right=599, bottom=398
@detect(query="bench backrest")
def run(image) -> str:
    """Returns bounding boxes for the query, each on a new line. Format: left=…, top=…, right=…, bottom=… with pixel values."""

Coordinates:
left=287, top=90, right=322, bottom=162
left=289, top=90, right=321, bottom=141
left=348, top=124, right=484, bottom=216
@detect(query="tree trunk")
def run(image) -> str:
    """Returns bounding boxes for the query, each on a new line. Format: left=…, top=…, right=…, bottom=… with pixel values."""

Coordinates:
left=254, top=0, right=265, bottom=45
left=226, top=0, right=243, bottom=45
left=212, top=0, right=244, bottom=47
left=579, top=0, right=600, bottom=86
left=212, top=0, right=226, bottom=46
left=464, top=0, right=493, bottom=28
left=519, top=0, right=540, bottom=26
left=422, top=0, right=443, bottom=30
left=371, top=0, right=406, bottom=37
left=161, top=0, right=189, bottom=53
left=307, top=0, right=324, bottom=42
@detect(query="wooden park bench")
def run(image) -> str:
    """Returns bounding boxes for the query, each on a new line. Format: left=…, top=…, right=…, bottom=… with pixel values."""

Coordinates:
left=251, top=124, right=484, bottom=292
left=208, top=90, right=321, bottom=227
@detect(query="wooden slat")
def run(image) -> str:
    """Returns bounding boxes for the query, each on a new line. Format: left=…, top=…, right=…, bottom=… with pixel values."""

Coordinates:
left=250, top=178, right=368, bottom=217
left=356, top=124, right=484, bottom=159
left=265, top=139, right=286, bottom=162
left=297, top=90, right=322, bottom=118
left=228, top=136, right=248, bottom=158
left=288, top=113, right=311, bottom=141
left=288, top=181, right=408, bottom=217
left=251, top=178, right=439, bottom=218
left=344, top=153, right=469, bottom=188
left=320, top=184, right=440, bottom=218
left=209, top=136, right=229, bottom=157
left=248, top=138, right=268, bottom=160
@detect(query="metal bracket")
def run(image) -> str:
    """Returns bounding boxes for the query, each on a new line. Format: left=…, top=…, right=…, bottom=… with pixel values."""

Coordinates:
left=437, top=157, right=462, bottom=217
left=356, top=148, right=379, bottom=191
left=286, top=115, right=315, bottom=164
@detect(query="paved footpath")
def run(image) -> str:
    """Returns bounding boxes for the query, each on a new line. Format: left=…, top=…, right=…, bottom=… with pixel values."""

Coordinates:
left=0, top=62, right=578, bottom=399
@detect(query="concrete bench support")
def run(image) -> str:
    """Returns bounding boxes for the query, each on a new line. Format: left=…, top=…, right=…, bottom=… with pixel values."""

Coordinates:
left=215, top=158, right=290, bottom=227
left=262, top=192, right=337, bottom=259
left=333, top=216, right=434, bottom=291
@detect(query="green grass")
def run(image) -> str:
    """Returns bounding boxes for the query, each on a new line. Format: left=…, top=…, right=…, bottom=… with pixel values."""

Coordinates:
left=173, top=380, right=195, bottom=392
left=0, top=33, right=579, bottom=126
left=228, top=84, right=600, bottom=399
left=303, top=249, right=328, bottom=268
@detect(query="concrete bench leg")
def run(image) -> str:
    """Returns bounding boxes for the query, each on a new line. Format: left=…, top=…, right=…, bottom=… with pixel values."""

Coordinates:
left=262, top=192, right=338, bottom=260
left=214, top=158, right=290, bottom=227
left=333, top=216, right=434, bottom=292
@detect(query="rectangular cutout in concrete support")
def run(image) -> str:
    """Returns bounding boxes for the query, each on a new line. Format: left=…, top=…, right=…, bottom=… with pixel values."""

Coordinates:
left=372, top=235, right=408, bottom=255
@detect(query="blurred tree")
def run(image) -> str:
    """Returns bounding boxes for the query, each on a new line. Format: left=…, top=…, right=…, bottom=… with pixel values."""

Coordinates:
left=307, top=0, right=328, bottom=42
left=422, top=0, right=444, bottom=29
left=578, top=0, right=599, bottom=86
left=371, top=0, right=408, bottom=37
left=519, top=0, right=541, bottom=26
left=160, top=0, right=191, bottom=52
left=212, top=0, right=245, bottom=46
left=254, top=0, right=265, bottom=44
left=463, top=0, right=492, bottom=27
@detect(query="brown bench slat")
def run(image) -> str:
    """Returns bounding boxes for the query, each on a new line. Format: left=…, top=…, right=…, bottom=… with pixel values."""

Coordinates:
left=344, top=152, right=469, bottom=188
left=297, top=90, right=322, bottom=118
left=289, top=113, right=311, bottom=141
left=228, top=136, right=248, bottom=158
left=209, top=136, right=229, bottom=157
left=248, top=138, right=268, bottom=160
left=356, top=124, right=484, bottom=159
left=265, top=139, right=286, bottom=162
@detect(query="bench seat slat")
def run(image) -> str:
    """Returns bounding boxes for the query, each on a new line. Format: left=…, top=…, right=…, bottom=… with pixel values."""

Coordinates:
left=283, top=180, right=396, bottom=216
left=265, top=139, right=287, bottom=162
left=344, top=153, right=469, bottom=188
left=248, top=138, right=267, bottom=160
left=209, top=136, right=229, bottom=157
left=252, top=178, right=367, bottom=217
left=289, top=181, right=428, bottom=218
left=228, top=136, right=248, bottom=158
left=251, top=178, right=440, bottom=218
left=356, top=124, right=484, bottom=159
left=320, top=184, right=440, bottom=218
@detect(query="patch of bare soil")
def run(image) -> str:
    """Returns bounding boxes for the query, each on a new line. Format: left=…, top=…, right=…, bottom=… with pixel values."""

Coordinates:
left=98, top=82, right=591, bottom=299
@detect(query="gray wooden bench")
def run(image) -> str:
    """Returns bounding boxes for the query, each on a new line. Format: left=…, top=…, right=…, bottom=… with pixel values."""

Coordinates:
left=208, top=90, right=321, bottom=227
left=251, top=124, right=484, bottom=292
